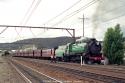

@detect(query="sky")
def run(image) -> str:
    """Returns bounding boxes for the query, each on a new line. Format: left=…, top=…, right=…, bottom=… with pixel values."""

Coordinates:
left=0, top=0, right=125, bottom=43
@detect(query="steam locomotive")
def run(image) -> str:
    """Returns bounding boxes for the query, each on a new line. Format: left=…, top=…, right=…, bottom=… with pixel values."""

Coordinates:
left=56, top=37, right=104, bottom=64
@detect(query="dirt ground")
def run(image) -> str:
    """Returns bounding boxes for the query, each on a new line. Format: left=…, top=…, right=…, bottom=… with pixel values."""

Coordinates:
left=0, top=56, right=26, bottom=83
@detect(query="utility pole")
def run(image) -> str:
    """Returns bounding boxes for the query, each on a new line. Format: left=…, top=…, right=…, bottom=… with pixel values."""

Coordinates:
left=83, top=14, right=84, bottom=37
left=79, top=14, right=85, bottom=37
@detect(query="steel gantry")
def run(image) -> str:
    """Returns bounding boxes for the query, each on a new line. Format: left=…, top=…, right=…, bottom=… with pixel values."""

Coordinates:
left=0, top=25, right=76, bottom=42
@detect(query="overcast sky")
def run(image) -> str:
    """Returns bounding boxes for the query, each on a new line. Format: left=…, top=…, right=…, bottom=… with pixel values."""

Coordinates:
left=0, top=0, right=124, bottom=43
left=0, top=0, right=99, bottom=43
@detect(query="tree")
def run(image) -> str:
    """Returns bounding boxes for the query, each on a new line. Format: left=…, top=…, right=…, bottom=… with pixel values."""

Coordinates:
left=103, top=24, right=124, bottom=65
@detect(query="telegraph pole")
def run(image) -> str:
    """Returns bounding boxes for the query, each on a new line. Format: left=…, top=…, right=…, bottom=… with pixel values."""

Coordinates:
left=83, top=14, right=84, bottom=37
left=79, top=14, right=85, bottom=37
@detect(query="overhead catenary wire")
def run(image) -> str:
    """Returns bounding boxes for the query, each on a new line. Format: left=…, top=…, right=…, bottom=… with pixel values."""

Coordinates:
left=15, top=0, right=36, bottom=39
left=92, top=4, right=125, bottom=22
left=39, top=0, right=100, bottom=37
left=85, top=5, right=125, bottom=37
left=20, top=0, right=98, bottom=38
left=99, top=13, right=125, bottom=24
left=92, top=13, right=125, bottom=37
left=23, top=0, right=42, bottom=25
left=43, top=0, right=82, bottom=25
left=52, top=0, right=100, bottom=27
left=20, top=0, right=42, bottom=37
left=84, top=5, right=125, bottom=26
left=39, top=0, right=82, bottom=37
left=26, top=0, right=42, bottom=37
left=20, top=0, right=36, bottom=25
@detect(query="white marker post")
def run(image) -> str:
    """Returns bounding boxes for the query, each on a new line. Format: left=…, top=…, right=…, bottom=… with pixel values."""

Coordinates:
left=81, top=55, right=83, bottom=66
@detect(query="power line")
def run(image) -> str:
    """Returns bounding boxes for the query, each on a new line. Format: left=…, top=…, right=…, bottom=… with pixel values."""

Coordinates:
left=24, top=0, right=42, bottom=37
left=92, top=4, right=125, bottom=22
left=20, top=0, right=36, bottom=25
left=85, top=5, right=125, bottom=26
left=43, top=0, right=82, bottom=25
left=16, top=0, right=36, bottom=39
left=52, top=0, right=98, bottom=26
left=40, top=0, right=82, bottom=37
left=92, top=13, right=125, bottom=37
left=20, top=0, right=42, bottom=37
left=52, top=0, right=99, bottom=26
left=23, top=0, right=42, bottom=25
left=101, top=13, right=125, bottom=24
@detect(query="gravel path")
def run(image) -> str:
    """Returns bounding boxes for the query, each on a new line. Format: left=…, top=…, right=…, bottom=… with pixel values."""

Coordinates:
left=0, top=56, right=26, bottom=83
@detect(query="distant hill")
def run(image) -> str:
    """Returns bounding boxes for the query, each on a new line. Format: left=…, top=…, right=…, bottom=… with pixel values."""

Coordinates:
left=0, top=36, right=79, bottom=50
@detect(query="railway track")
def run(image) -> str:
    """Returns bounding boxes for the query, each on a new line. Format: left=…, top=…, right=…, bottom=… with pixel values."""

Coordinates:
left=9, top=59, right=63, bottom=83
left=12, top=57, right=125, bottom=83
left=48, top=64, right=125, bottom=83
left=16, top=57, right=125, bottom=76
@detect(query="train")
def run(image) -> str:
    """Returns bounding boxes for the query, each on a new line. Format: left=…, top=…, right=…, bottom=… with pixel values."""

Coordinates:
left=56, top=37, right=104, bottom=64
left=13, top=37, right=104, bottom=64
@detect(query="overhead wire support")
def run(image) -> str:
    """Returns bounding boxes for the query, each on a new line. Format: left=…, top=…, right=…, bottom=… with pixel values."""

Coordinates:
left=0, top=25, right=74, bottom=30
left=0, top=27, right=8, bottom=35
left=0, top=25, right=76, bottom=42
left=15, top=27, right=21, bottom=38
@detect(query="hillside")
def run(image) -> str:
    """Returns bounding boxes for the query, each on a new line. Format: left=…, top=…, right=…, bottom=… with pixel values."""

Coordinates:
left=0, top=36, right=78, bottom=50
